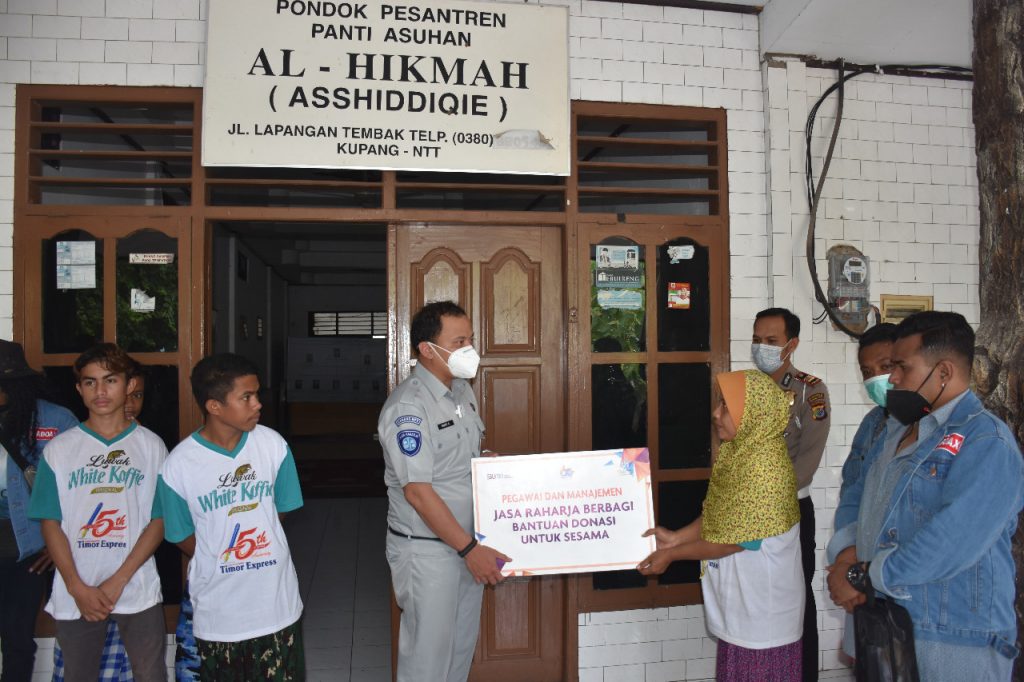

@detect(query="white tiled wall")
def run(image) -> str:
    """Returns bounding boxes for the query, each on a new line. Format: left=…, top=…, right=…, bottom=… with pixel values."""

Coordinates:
left=0, top=1, right=978, bottom=681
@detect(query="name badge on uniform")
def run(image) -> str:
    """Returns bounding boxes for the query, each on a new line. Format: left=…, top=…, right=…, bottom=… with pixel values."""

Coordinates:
left=437, top=420, right=455, bottom=430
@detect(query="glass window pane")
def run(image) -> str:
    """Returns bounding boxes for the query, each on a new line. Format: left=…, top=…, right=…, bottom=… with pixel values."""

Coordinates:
left=130, top=364, right=180, bottom=450
left=43, top=231, right=103, bottom=354
left=658, top=364, right=711, bottom=469
left=657, top=238, right=710, bottom=352
left=116, top=230, right=178, bottom=352
left=592, top=566, right=647, bottom=591
left=42, top=366, right=86, bottom=421
left=656, top=480, right=709, bottom=585
left=591, top=363, right=647, bottom=451
left=591, top=239, right=645, bottom=353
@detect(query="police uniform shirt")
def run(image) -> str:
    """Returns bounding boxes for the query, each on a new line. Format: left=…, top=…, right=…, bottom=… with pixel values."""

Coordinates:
left=777, top=368, right=831, bottom=492
left=379, top=362, right=485, bottom=539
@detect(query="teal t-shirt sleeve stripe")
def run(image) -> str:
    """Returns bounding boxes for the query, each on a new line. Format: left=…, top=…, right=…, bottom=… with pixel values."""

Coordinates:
left=150, top=484, right=164, bottom=519
left=28, top=458, right=62, bottom=521
left=274, top=447, right=304, bottom=514
left=738, top=539, right=762, bottom=551
left=158, top=475, right=194, bottom=543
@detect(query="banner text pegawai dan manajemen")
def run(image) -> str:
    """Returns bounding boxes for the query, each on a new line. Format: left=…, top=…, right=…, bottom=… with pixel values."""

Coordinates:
left=203, top=0, right=570, bottom=174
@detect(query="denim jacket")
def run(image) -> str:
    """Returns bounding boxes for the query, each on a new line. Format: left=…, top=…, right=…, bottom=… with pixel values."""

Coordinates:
left=828, top=390, right=1023, bottom=652
left=835, top=405, right=887, bottom=531
left=5, top=399, right=78, bottom=561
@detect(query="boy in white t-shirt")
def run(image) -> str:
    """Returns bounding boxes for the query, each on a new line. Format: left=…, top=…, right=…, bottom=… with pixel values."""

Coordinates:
left=157, top=353, right=304, bottom=681
left=28, top=343, right=167, bottom=682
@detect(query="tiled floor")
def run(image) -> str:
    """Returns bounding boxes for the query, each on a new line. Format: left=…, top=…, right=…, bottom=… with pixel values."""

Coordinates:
left=285, top=497, right=393, bottom=682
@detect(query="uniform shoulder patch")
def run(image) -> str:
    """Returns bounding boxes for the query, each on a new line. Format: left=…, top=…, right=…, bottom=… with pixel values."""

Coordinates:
left=394, top=415, right=422, bottom=427
left=397, top=430, right=422, bottom=457
left=808, top=390, right=828, bottom=421
left=795, top=372, right=821, bottom=386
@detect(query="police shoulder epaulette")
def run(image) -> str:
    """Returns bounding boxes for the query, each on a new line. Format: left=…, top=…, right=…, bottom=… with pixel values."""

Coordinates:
left=795, top=372, right=821, bottom=386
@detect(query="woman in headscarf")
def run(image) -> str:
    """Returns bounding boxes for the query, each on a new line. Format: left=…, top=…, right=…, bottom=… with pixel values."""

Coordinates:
left=638, top=369, right=803, bottom=681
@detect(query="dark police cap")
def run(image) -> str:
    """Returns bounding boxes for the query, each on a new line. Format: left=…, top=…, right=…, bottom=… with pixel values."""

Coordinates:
left=0, top=339, right=42, bottom=379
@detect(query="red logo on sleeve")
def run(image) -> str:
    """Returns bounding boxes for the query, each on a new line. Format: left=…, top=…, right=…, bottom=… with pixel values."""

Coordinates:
left=936, top=433, right=965, bottom=456
left=36, top=427, right=58, bottom=441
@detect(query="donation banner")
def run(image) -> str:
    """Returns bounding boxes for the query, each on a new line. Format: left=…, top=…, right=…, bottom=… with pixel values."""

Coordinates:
left=471, top=448, right=655, bottom=576
left=203, top=0, right=570, bottom=174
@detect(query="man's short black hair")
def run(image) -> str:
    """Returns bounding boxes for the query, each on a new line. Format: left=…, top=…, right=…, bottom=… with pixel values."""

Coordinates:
left=894, top=311, right=975, bottom=368
left=190, top=353, right=260, bottom=416
left=410, top=301, right=467, bottom=356
left=858, top=322, right=897, bottom=352
left=755, top=307, right=801, bottom=340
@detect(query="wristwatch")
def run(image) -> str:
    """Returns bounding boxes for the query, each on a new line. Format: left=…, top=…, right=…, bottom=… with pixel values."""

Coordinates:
left=846, top=561, right=871, bottom=593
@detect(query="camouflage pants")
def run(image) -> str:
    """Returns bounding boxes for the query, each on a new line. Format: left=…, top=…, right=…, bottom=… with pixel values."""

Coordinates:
left=195, top=621, right=305, bottom=681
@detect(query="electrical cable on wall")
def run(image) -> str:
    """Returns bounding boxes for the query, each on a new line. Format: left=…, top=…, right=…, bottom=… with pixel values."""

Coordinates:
left=802, top=60, right=972, bottom=339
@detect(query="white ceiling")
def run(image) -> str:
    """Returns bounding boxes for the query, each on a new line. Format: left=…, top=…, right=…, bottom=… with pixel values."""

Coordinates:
left=757, top=0, right=972, bottom=69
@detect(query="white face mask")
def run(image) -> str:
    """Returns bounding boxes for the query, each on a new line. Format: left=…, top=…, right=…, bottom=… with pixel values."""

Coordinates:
left=751, top=342, right=790, bottom=374
left=429, top=342, right=480, bottom=379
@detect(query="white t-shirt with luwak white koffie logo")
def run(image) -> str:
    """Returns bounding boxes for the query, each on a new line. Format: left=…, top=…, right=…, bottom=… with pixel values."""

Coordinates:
left=158, top=425, right=303, bottom=642
left=29, top=422, right=166, bottom=620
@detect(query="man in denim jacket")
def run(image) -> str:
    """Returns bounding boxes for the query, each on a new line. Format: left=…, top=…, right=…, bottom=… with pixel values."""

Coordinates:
left=826, top=312, right=1023, bottom=680
left=0, top=339, right=78, bottom=681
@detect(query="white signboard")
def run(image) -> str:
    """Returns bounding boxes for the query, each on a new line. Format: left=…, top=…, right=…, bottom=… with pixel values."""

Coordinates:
left=472, top=449, right=656, bottom=577
left=203, top=0, right=570, bottom=175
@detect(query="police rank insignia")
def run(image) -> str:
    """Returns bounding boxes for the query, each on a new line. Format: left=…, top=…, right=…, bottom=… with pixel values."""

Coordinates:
left=397, top=429, right=422, bottom=457
left=795, top=372, right=821, bottom=386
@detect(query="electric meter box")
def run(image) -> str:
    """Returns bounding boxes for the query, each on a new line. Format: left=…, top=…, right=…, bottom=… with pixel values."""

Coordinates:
left=827, top=250, right=870, bottom=332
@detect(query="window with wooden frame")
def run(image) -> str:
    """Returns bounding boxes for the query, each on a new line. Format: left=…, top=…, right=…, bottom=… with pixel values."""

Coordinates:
left=569, top=102, right=730, bottom=612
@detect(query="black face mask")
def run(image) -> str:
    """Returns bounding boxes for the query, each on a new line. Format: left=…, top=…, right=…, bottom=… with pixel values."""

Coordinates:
left=886, top=365, right=945, bottom=425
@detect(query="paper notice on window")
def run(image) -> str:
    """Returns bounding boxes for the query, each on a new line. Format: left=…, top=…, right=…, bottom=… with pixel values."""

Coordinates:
left=130, top=289, right=156, bottom=312
left=597, top=289, right=643, bottom=310
left=667, top=246, right=694, bottom=263
left=667, top=282, right=691, bottom=309
left=56, top=241, right=95, bottom=265
left=129, top=253, right=175, bottom=265
left=56, top=265, right=96, bottom=290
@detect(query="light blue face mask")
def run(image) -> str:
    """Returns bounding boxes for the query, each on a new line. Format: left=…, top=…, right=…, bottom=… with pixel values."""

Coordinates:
left=751, top=342, right=789, bottom=374
left=863, top=373, right=894, bottom=408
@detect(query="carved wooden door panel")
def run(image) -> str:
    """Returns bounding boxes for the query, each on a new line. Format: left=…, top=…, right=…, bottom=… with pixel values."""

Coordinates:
left=393, top=223, right=567, bottom=682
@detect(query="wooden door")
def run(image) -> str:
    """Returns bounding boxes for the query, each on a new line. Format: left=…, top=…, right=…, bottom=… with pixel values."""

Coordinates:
left=392, top=223, right=567, bottom=682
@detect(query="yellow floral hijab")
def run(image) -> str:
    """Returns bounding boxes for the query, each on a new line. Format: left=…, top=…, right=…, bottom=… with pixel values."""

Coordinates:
left=701, top=370, right=800, bottom=545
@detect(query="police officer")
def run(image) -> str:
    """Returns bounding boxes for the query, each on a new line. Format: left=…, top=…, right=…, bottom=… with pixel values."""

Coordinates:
left=752, top=308, right=831, bottom=682
left=379, top=301, right=511, bottom=682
